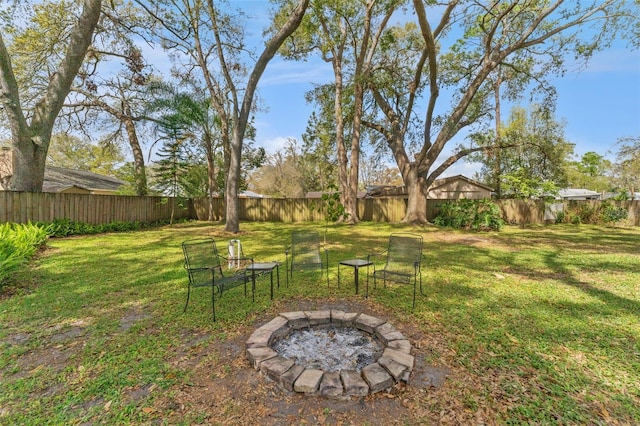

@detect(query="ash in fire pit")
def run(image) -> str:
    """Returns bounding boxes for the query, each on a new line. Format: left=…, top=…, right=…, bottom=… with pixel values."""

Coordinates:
left=246, top=311, right=415, bottom=398
left=271, top=326, right=382, bottom=372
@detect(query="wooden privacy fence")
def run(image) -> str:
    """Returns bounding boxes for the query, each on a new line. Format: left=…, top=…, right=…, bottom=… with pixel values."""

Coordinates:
left=192, top=197, right=409, bottom=223
left=192, top=197, right=410, bottom=222
left=192, top=197, right=640, bottom=226
left=0, top=192, right=192, bottom=224
left=0, top=191, right=638, bottom=226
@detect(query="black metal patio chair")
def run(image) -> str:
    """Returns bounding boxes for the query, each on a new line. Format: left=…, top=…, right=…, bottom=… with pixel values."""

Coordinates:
left=181, top=238, right=253, bottom=321
left=368, top=233, right=425, bottom=308
left=285, top=230, right=329, bottom=287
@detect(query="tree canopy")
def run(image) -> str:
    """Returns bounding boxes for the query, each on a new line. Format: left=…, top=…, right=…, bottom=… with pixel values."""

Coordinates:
left=1, top=0, right=638, bottom=228
left=1, top=0, right=103, bottom=191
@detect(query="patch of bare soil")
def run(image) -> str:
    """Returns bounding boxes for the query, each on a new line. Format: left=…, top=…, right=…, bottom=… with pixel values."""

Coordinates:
left=154, top=298, right=457, bottom=425
left=3, top=298, right=496, bottom=424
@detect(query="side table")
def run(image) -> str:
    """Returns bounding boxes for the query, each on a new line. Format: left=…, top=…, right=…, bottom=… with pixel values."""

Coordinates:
left=245, top=262, right=280, bottom=300
left=338, top=259, right=373, bottom=297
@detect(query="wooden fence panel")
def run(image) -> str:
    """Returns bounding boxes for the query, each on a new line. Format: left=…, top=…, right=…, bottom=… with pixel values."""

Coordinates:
left=498, top=199, right=546, bottom=225
left=0, top=192, right=191, bottom=225
left=626, top=201, right=640, bottom=226
left=1, top=192, right=638, bottom=226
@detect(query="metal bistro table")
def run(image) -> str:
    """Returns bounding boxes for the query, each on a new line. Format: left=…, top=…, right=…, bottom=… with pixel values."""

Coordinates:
left=246, top=261, right=280, bottom=300
left=338, top=258, right=373, bottom=297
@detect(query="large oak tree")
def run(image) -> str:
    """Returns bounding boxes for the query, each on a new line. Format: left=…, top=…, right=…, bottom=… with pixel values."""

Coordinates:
left=364, top=0, right=638, bottom=223
left=0, top=0, right=102, bottom=191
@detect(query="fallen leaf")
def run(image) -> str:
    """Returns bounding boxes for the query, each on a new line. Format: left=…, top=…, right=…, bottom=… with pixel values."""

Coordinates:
left=600, top=406, right=611, bottom=421
left=505, top=332, right=519, bottom=344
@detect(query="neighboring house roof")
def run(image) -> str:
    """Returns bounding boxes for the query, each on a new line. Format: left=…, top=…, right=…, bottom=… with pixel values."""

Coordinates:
left=239, top=190, right=264, bottom=198
left=366, top=175, right=494, bottom=198
left=43, top=166, right=124, bottom=194
left=306, top=191, right=367, bottom=199
left=365, top=186, right=406, bottom=197
left=42, top=183, right=92, bottom=194
left=557, top=188, right=601, bottom=200
left=428, top=175, right=494, bottom=193
left=601, top=191, right=640, bottom=200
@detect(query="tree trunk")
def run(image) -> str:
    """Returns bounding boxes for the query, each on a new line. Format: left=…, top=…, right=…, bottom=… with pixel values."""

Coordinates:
left=333, top=65, right=349, bottom=219
left=494, top=70, right=502, bottom=198
left=203, top=130, right=216, bottom=221
left=403, top=167, right=428, bottom=225
left=224, top=0, right=309, bottom=233
left=12, top=132, right=48, bottom=191
left=224, top=132, right=241, bottom=232
left=124, top=115, right=148, bottom=196
left=345, top=86, right=362, bottom=224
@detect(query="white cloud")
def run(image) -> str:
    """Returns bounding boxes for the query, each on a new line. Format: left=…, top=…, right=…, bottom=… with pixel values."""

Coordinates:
left=438, top=159, right=482, bottom=179
left=256, top=136, right=294, bottom=154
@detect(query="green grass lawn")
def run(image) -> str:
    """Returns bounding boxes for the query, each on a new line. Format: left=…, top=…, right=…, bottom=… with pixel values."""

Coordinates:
left=1, top=221, right=638, bottom=424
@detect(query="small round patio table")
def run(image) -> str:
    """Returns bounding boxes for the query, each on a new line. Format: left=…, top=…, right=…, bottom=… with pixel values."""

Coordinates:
left=246, top=262, right=280, bottom=300
left=337, top=259, right=373, bottom=297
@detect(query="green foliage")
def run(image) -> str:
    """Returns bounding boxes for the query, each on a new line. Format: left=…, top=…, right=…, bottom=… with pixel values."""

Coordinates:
left=612, top=136, right=640, bottom=194
left=0, top=222, right=48, bottom=284
left=469, top=105, right=573, bottom=198
left=601, top=202, right=628, bottom=223
left=502, top=173, right=559, bottom=200
left=47, top=132, right=126, bottom=176
left=611, top=191, right=631, bottom=201
left=35, top=218, right=173, bottom=238
left=433, top=199, right=504, bottom=231
left=556, top=201, right=629, bottom=225
left=313, top=184, right=349, bottom=223
left=565, top=151, right=613, bottom=192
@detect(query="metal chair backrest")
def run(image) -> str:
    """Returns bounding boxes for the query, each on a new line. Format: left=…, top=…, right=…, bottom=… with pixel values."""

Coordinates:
left=182, top=238, right=223, bottom=278
left=385, top=233, right=423, bottom=276
left=291, top=230, right=322, bottom=268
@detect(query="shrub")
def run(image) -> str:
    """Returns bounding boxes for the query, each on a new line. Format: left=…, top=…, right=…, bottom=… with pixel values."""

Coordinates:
left=0, top=223, right=49, bottom=285
left=433, top=199, right=504, bottom=231
left=600, top=201, right=628, bottom=224
left=557, top=201, right=629, bottom=225
left=311, top=184, right=349, bottom=223
left=35, top=218, right=174, bottom=238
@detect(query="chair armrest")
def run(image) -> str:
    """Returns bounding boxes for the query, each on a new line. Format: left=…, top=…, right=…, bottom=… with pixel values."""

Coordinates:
left=185, top=266, right=212, bottom=273
left=367, top=250, right=387, bottom=262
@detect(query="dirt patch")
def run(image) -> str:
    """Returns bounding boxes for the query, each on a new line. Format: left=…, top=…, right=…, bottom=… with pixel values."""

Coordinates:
left=6, top=322, right=89, bottom=380
left=119, top=305, right=152, bottom=332
left=3, top=296, right=472, bottom=424
left=155, top=298, right=452, bottom=425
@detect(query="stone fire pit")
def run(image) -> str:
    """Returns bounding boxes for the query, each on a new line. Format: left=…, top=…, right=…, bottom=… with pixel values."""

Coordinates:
left=246, top=310, right=414, bottom=398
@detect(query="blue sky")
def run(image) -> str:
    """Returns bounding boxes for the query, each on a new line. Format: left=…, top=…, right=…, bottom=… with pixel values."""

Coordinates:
left=146, top=2, right=640, bottom=178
